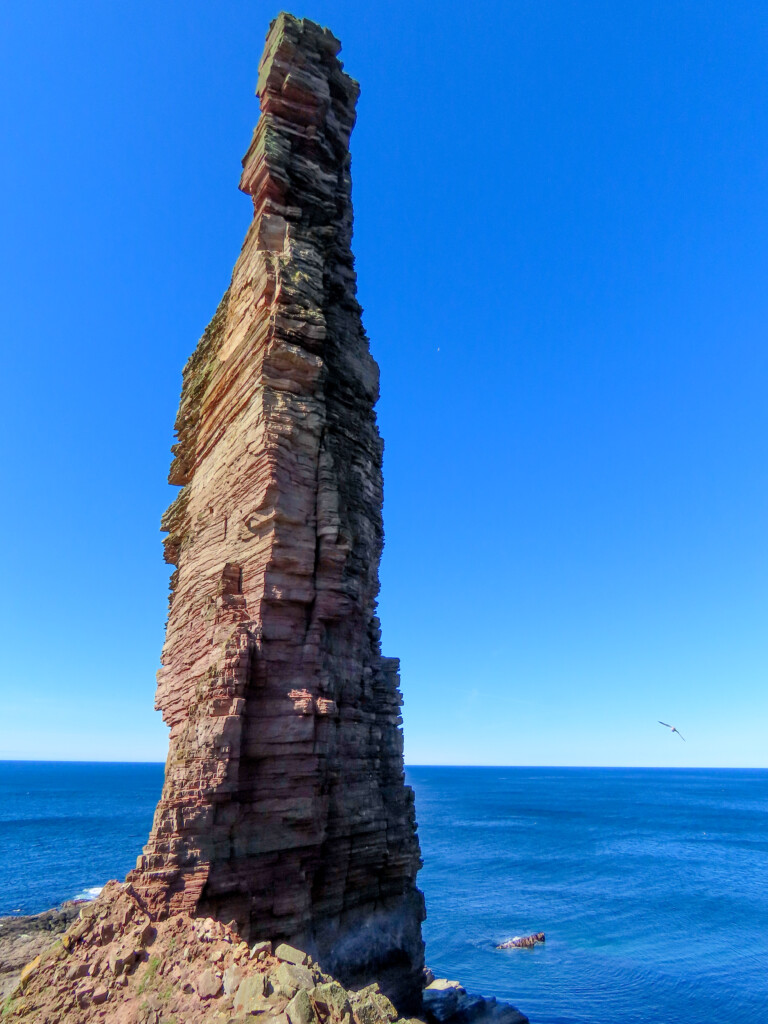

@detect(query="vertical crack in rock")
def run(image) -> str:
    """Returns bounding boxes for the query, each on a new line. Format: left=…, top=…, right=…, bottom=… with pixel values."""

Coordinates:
left=128, top=12, right=425, bottom=1012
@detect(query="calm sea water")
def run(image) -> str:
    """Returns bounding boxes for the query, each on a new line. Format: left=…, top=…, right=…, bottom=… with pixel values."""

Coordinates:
left=1, top=763, right=766, bottom=1024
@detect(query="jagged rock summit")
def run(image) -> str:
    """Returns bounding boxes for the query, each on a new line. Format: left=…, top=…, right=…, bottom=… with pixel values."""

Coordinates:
left=127, top=11, right=424, bottom=1012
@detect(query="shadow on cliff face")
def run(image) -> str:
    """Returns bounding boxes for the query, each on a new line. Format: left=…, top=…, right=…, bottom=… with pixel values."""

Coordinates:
left=2, top=884, right=528, bottom=1024
left=311, top=891, right=426, bottom=1014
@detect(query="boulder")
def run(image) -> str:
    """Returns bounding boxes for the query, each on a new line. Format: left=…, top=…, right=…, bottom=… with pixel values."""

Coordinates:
left=251, top=939, right=273, bottom=959
left=195, top=967, right=223, bottom=999
left=271, top=962, right=315, bottom=999
left=91, top=986, right=108, bottom=1006
left=350, top=984, right=399, bottom=1024
left=275, top=943, right=310, bottom=966
left=286, top=987, right=317, bottom=1024
left=312, top=981, right=353, bottom=1021
left=234, top=972, right=270, bottom=1013
left=223, top=962, right=245, bottom=995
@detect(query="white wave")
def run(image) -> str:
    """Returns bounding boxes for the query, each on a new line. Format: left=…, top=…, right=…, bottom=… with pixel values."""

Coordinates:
left=72, top=885, right=104, bottom=902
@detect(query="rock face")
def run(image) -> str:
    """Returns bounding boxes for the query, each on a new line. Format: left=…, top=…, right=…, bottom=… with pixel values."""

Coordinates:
left=3, top=885, right=528, bottom=1024
left=127, top=12, right=424, bottom=1012
left=2, top=882, right=398, bottom=1024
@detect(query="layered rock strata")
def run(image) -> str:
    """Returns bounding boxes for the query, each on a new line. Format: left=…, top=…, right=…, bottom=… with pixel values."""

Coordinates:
left=127, top=12, right=424, bottom=1012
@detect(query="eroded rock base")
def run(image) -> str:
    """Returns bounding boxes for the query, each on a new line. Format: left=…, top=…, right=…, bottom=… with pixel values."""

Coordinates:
left=3, top=886, right=527, bottom=1024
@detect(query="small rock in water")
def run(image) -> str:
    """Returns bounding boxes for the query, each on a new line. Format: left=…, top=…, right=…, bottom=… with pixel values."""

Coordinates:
left=496, top=933, right=545, bottom=949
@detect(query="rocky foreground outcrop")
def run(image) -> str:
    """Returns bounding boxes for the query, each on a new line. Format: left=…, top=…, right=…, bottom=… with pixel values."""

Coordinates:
left=1, top=885, right=527, bottom=1024
left=0, top=904, right=79, bottom=1001
left=126, top=10, right=423, bottom=1013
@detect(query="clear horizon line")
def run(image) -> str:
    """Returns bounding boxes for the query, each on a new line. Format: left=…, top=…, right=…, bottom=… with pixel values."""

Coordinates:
left=0, top=758, right=766, bottom=770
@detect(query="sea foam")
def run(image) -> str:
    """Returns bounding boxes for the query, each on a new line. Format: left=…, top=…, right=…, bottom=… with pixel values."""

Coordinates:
left=73, top=885, right=104, bottom=902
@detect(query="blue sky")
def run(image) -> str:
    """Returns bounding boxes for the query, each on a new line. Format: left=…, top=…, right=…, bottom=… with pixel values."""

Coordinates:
left=1, top=1, right=766, bottom=766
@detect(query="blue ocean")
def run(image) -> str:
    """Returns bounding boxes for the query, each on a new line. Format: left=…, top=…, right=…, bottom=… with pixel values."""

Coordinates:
left=1, top=763, right=766, bottom=1024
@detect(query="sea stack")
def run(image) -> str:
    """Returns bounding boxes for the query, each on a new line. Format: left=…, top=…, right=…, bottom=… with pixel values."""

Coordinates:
left=127, top=12, right=425, bottom=1012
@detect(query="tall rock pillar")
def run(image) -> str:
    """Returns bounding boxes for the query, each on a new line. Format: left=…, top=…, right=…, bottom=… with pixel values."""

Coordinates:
left=128, top=12, right=425, bottom=1011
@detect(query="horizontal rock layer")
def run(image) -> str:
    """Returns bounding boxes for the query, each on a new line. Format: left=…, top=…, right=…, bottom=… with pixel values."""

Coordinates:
left=127, top=12, right=424, bottom=1012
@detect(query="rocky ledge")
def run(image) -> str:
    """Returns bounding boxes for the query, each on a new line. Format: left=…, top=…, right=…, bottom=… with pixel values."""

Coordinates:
left=422, top=980, right=527, bottom=1024
left=1, top=884, right=527, bottom=1024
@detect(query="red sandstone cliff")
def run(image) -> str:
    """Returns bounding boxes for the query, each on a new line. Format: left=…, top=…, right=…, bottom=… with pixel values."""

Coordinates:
left=127, top=12, right=424, bottom=1012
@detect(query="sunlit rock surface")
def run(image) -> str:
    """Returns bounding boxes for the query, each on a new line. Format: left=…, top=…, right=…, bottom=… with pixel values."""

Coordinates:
left=3, top=884, right=527, bottom=1023
left=126, top=12, right=424, bottom=1012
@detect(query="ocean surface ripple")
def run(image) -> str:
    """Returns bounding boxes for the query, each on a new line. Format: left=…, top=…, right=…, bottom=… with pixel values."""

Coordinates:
left=1, top=763, right=766, bottom=1023
left=408, top=766, right=768, bottom=1024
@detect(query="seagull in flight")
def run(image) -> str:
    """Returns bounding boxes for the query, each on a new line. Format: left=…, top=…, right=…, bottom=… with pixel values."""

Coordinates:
left=659, top=721, right=685, bottom=741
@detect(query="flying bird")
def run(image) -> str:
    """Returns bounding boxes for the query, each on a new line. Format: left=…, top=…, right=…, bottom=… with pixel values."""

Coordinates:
left=658, top=721, right=685, bottom=741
